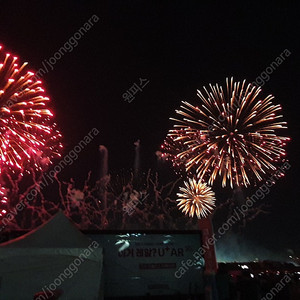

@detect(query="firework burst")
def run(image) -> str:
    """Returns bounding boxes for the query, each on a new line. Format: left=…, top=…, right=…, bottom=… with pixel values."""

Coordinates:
left=0, top=45, right=62, bottom=174
left=162, top=78, right=289, bottom=187
left=177, top=178, right=215, bottom=218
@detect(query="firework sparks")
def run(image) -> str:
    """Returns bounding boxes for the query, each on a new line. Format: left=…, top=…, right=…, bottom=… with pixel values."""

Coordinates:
left=162, top=78, right=289, bottom=188
left=0, top=45, right=62, bottom=174
left=177, top=178, right=215, bottom=218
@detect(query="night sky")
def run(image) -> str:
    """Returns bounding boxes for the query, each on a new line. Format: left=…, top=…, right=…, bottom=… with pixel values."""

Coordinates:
left=0, top=1, right=299, bottom=255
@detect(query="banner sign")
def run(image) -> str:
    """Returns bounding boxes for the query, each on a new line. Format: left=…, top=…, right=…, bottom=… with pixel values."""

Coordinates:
left=89, top=232, right=204, bottom=297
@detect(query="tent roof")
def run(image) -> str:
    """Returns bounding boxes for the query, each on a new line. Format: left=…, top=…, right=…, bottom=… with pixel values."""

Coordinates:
left=0, top=211, right=93, bottom=248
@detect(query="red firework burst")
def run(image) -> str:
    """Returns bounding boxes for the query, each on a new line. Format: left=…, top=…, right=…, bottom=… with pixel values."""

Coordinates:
left=0, top=45, right=62, bottom=174
left=0, top=45, right=62, bottom=216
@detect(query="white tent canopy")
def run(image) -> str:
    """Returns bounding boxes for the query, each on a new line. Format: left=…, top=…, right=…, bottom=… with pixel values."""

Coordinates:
left=0, top=211, right=103, bottom=300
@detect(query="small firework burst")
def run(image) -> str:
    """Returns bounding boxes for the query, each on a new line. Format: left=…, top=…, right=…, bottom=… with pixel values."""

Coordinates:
left=163, top=78, right=289, bottom=187
left=0, top=45, right=62, bottom=174
left=177, top=178, right=215, bottom=218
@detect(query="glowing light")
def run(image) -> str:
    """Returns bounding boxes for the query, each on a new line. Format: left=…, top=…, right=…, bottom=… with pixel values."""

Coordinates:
left=162, top=78, right=289, bottom=187
left=177, top=178, right=215, bottom=218
left=0, top=186, right=8, bottom=216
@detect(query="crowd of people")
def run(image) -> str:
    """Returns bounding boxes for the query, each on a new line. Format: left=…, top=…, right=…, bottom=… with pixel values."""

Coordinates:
left=216, top=262, right=300, bottom=300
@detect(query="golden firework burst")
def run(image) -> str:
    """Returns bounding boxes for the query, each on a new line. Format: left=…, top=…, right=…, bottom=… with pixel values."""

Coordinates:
left=177, top=178, right=216, bottom=218
left=163, top=77, right=289, bottom=188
